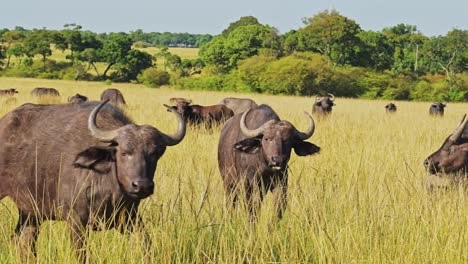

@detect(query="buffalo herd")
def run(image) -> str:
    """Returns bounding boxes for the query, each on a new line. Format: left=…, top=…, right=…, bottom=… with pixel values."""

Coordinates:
left=0, top=87, right=466, bottom=260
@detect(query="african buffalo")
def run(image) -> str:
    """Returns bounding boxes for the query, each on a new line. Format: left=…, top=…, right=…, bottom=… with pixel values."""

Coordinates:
left=0, top=88, right=18, bottom=95
left=424, top=114, right=467, bottom=176
left=0, top=100, right=185, bottom=260
left=312, top=93, right=335, bottom=115
left=170, top=98, right=234, bottom=128
left=31, top=87, right=60, bottom=96
left=429, top=102, right=446, bottom=116
left=68, top=93, right=88, bottom=104
left=218, top=97, right=258, bottom=115
left=100, top=88, right=126, bottom=105
left=385, top=103, right=397, bottom=113
left=218, top=105, right=320, bottom=221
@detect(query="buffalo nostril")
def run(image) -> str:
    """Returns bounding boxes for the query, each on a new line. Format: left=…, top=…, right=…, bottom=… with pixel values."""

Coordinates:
left=132, top=181, right=139, bottom=189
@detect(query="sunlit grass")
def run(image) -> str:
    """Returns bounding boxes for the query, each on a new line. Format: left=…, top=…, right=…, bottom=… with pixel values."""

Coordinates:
left=0, top=77, right=467, bottom=263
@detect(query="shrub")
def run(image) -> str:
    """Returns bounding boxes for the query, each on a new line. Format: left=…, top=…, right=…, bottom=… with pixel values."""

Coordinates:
left=137, top=68, right=170, bottom=87
left=133, top=41, right=152, bottom=48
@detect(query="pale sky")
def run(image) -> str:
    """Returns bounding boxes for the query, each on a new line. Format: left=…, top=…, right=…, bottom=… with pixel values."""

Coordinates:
left=1, top=0, right=466, bottom=36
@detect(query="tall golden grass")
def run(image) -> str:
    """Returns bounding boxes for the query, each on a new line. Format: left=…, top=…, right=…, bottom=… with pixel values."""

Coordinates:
left=0, top=77, right=467, bottom=263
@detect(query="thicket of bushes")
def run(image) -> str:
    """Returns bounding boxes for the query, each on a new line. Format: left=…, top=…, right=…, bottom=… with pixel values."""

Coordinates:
left=176, top=52, right=468, bottom=101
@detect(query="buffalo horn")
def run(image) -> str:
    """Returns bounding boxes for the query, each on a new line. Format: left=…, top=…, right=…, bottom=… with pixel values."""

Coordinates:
left=294, top=112, right=316, bottom=140
left=88, top=100, right=121, bottom=142
left=240, top=109, right=275, bottom=137
left=328, top=93, right=335, bottom=102
left=449, top=113, right=468, bottom=142
left=161, top=104, right=186, bottom=146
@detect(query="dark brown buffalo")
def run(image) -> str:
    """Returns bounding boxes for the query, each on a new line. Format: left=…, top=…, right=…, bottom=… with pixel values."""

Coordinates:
left=312, top=93, right=335, bottom=115
left=100, top=88, right=126, bottom=105
left=68, top=93, right=88, bottom=104
left=424, top=114, right=468, bottom=175
left=218, top=97, right=258, bottom=115
left=170, top=98, right=234, bottom=128
left=429, top=102, right=446, bottom=116
left=0, top=88, right=18, bottom=95
left=385, top=103, right=397, bottom=113
left=0, top=100, right=185, bottom=260
left=218, top=105, right=320, bottom=221
left=31, top=87, right=60, bottom=96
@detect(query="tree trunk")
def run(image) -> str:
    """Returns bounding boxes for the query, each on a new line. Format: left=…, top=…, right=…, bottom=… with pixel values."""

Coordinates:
left=102, top=62, right=114, bottom=78
left=42, top=55, right=46, bottom=72
left=6, top=55, right=11, bottom=68
left=91, top=63, right=100, bottom=77
left=414, top=44, right=419, bottom=72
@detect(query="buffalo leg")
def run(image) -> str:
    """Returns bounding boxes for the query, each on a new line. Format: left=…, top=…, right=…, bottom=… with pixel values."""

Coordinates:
left=273, top=179, right=288, bottom=220
left=119, top=212, right=152, bottom=261
left=224, top=185, right=239, bottom=210
left=245, top=184, right=264, bottom=223
left=67, top=217, right=88, bottom=263
left=14, top=211, right=39, bottom=261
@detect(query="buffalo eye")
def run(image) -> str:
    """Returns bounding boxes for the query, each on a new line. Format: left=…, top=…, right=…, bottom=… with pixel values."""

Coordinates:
left=120, top=151, right=131, bottom=157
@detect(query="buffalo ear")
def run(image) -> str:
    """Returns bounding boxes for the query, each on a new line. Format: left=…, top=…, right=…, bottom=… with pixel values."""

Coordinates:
left=73, top=146, right=116, bottom=173
left=293, top=140, right=320, bottom=156
left=234, top=138, right=261, bottom=154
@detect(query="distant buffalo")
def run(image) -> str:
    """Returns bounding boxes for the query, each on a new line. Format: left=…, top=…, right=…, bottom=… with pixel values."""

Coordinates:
left=218, top=97, right=258, bottom=115
left=385, top=103, right=397, bottom=113
left=100, top=88, right=126, bottom=105
left=170, top=98, right=234, bottom=128
left=218, top=105, right=320, bottom=221
left=429, top=102, right=446, bottom=116
left=0, top=88, right=18, bottom=96
left=312, top=94, right=335, bottom=115
left=0, top=100, right=186, bottom=260
left=68, top=93, right=88, bottom=104
left=31, top=87, right=60, bottom=97
left=424, top=114, right=467, bottom=175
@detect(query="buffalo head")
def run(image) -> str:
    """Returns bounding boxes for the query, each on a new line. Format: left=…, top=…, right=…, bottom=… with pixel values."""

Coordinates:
left=313, top=93, right=335, bottom=113
left=68, top=93, right=88, bottom=104
left=385, top=103, right=397, bottom=112
left=73, top=101, right=186, bottom=199
left=424, top=114, right=468, bottom=174
left=169, top=98, right=193, bottom=119
left=234, top=110, right=320, bottom=170
left=429, top=102, right=446, bottom=116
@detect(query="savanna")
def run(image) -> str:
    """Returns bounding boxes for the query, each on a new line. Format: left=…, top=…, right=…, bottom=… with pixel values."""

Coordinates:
left=0, top=77, right=467, bottom=263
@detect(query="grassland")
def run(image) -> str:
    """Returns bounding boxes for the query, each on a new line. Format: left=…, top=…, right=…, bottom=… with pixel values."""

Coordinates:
left=0, top=77, right=467, bottom=263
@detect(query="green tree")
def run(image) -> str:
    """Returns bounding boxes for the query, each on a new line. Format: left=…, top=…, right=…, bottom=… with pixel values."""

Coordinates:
left=59, top=24, right=84, bottom=62
left=300, top=9, right=362, bottom=66
left=114, top=49, right=153, bottom=81
left=23, top=29, right=54, bottom=72
left=221, top=16, right=261, bottom=36
left=2, top=30, right=26, bottom=68
left=98, top=32, right=132, bottom=78
left=76, top=48, right=100, bottom=76
left=200, top=22, right=280, bottom=73
left=422, top=29, right=467, bottom=81
left=155, top=45, right=170, bottom=71
left=383, top=24, right=428, bottom=73
left=356, top=30, right=393, bottom=70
